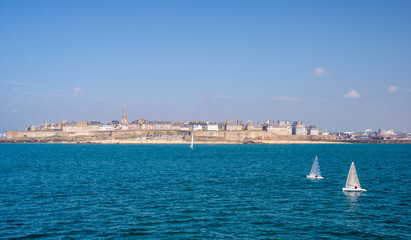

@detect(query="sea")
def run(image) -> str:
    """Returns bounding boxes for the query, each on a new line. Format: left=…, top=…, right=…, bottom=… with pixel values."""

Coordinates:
left=0, top=144, right=410, bottom=239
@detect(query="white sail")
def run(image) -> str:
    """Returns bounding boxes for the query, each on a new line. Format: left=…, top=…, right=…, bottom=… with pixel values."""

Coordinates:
left=310, top=156, right=321, bottom=176
left=190, top=135, right=194, bottom=149
left=343, top=162, right=366, bottom=192
left=345, top=162, right=361, bottom=188
left=307, top=156, right=323, bottom=179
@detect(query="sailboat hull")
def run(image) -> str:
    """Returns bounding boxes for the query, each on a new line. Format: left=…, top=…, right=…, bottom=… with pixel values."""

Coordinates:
left=342, top=187, right=366, bottom=192
left=307, top=175, right=324, bottom=179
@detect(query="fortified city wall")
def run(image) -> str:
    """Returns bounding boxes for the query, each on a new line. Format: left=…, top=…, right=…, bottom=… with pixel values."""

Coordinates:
left=6, top=130, right=59, bottom=139
left=6, top=130, right=335, bottom=142
left=196, top=131, right=332, bottom=141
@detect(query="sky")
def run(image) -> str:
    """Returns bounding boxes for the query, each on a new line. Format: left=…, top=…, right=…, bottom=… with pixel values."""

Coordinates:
left=1, top=0, right=410, bottom=132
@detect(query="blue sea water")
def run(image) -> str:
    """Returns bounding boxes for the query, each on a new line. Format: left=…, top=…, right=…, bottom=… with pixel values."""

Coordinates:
left=0, top=144, right=410, bottom=239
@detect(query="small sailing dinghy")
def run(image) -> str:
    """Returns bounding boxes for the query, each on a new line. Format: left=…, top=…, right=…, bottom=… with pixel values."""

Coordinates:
left=342, top=162, right=366, bottom=192
left=190, top=135, right=194, bottom=149
left=307, top=156, right=324, bottom=179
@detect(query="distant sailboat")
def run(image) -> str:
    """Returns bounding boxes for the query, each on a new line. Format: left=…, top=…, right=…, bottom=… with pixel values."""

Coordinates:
left=307, top=156, right=324, bottom=179
left=190, top=135, right=194, bottom=149
left=342, top=162, right=366, bottom=192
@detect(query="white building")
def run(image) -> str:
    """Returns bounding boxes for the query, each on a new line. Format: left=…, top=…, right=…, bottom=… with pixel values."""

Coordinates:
left=245, top=120, right=263, bottom=131
left=99, top=125, right=113, bottom=131
left=292, top=121, right=307, bottom=135
left=207, top=124, right=219, bottom=131
left=143, top=121, right=172, bottom=130
left=226, top=119, right=244, bottom=131
left=180, top=125, right=190, bottom=131
left=63, top=125, right=88, bottom=133
left=307, top=125, right=319, bottom=135
left=193, top=125, right=203, bottom=131
left=265, top=120, right=291, bottom=135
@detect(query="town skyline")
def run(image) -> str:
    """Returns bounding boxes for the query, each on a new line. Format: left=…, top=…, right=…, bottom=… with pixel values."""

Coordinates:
left=22, top=103, right=325, bottom=134
left=1, top=1, right=410, bottom=132
left=1, top=101, right=410, bottom=134
left=16, top=103, right=405, bottom=134
left=6, top=103, right=406, bottom=143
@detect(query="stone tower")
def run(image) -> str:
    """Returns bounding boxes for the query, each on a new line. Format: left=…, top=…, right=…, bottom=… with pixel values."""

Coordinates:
left=121, top=103, right=128, bottom=125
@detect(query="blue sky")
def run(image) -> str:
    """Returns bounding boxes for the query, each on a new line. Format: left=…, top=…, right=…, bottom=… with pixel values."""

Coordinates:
left=1, top=0, right=410, bottom=132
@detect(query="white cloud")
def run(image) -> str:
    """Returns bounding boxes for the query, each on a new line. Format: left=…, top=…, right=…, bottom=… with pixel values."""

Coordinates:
left=343, top=89, right=360, bottom=99
left=388, top=85, right=399, bottom=93
left=313, top=67, right=334, bottom=76
left=73, top=87, right=83, bottom=96
left=314, top=67, right=325, bottom=76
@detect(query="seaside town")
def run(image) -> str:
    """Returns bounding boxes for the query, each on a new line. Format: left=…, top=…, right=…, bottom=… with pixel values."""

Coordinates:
left=2, top=105, right=410, bottom=144
left=25, top=104, right=325, bottom=136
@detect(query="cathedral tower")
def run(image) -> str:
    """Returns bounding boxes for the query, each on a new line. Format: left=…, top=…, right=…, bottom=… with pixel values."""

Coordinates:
left=121, top=103, right=128, bottom=125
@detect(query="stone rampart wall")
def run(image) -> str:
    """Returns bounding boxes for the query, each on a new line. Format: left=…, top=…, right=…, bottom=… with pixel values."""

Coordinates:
left=7, top=130, right=65, bottom=139
left=197, top=131, right=334, bottom=141
left=7, top=130, right=334, bottom=142
left=6, top=130, right=24, bottom=139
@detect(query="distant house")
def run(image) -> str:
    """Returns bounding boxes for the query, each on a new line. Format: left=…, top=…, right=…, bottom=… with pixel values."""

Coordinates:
left=292, top=121, right=307, bottom=135
left=320, top=131, right=329, bottom=136
left=26, top=125, right=35, bottom=131
left=120, top=125, right=130, bottom=130
left=180, top=124, right=190, bottom=131
left=110, top=120, right=120, bottom=126
left=307, top=125, right=319, bottom=135
left=87, top=121, right=101, bottom=131
left=226, top=119, right=244, bottom=131
left=207, top=123, right=219, bottom=131
left=129, top=120, right=141, bottom=130
left=144, top=120, right=172, bottom=130
left=172, top=122, right=181, bottom=131
left=265, top=120, right=291, bottom=135
left=99, top=125, right=113, bottom=131
left=218, top=123, right=225, bottom=131
left=245, top=120, right=263, bottom=131
left=63, top=121, right=88, bottom=133
left=190, top=121, right=207, bottom=131
left=378, top=129, right=395, bottom=137
left=136, top=119, right=148, bottom=124
left=26, top=121, right=63, bottom=132
left=192, top=125, right=203, bottom=131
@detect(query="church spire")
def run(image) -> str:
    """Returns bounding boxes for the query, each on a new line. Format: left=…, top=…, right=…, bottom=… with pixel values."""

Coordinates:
left=121, top=103, right=128, bottom=125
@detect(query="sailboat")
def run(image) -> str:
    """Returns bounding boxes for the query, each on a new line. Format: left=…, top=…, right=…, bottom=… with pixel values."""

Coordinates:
left=342, top=162, right=366, bottom=192
left=190, top=135, right=194, bottom=149
left=307, top=156, right=324, bottom=179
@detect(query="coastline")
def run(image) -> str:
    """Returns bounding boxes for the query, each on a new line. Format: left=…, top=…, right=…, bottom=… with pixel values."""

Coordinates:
left=85, top=139, right=344, bottom=144
left=0, top=138, right=357, bottom=144
left=2, top=131, right=410, bottom=145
